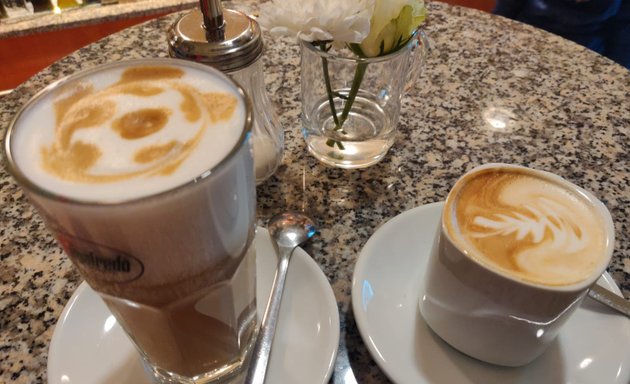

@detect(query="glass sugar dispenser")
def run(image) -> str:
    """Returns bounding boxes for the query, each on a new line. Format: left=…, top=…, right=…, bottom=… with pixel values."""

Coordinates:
left=168, top=0, right=284, bottom=184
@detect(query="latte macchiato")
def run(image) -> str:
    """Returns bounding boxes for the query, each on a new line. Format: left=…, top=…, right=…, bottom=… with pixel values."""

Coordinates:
left=5, top=59, right=257, bottom=383
left=444, top=167, right=607, bottom=286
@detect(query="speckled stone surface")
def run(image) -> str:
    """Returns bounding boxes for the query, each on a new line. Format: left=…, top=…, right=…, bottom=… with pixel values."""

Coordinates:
left=1, top=1, right=629, bottom=383
left=0, top=0, right=196, bottom=38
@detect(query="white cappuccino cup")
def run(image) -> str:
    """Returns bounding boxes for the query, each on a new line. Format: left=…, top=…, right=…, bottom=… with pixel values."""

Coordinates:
left=419, top=163, right=615, bottom=367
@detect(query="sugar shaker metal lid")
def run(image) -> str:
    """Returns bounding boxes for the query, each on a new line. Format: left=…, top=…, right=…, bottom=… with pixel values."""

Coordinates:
left=167, top=0, right=263, bottom=72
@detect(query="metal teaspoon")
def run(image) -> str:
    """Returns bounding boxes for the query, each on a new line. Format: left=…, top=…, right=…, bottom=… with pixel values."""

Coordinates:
left=244, top=212, right=317, bottom=384
left=588, top=284, right=630, bottom=318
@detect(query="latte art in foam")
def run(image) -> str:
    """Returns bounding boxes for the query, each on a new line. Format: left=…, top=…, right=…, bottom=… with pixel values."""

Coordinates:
left=11, top=64, right=245, bottom=202
left=447, top=168, right=607, bottom=286
left=42, top=66, right=237, bottom=182
left=471, top=196, right=588, bottom=253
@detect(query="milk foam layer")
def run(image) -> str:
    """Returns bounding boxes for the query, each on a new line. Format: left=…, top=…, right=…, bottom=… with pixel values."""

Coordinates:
left=446, top=168, right=607, bottom=286
left=10, top=62, right=246, bottom=202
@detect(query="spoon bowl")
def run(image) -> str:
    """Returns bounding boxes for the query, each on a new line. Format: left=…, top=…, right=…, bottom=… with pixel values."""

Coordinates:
left=268, top=212, right=317, bottom=249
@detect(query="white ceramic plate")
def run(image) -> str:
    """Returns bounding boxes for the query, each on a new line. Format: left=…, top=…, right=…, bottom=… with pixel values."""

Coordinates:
left=48, top=228, right=339, bottom=384
left=352, top=202, right=630, bottom=384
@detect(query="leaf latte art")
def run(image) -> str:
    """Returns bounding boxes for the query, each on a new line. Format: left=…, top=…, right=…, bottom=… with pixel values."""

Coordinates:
left=447, top=168, right=606, bottom=286
left=471, top=197, right=588, bottom=253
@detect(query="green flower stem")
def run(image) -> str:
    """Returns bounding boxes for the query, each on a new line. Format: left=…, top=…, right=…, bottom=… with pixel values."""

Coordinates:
left=338, top=61, right=368, bottom=129
left=315, top=43, right=370, bottom=150
left=326, top=60, right=369, bottom=149
left=317, top=42, right=340, bottom=129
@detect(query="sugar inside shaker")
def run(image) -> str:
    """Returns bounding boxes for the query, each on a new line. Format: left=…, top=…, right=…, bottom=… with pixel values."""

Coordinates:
left=168, top=0, right=284, bottom=184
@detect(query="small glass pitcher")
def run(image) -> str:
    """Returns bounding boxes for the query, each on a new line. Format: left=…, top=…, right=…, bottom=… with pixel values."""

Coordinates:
left=300, top=32, right=429, bottom=169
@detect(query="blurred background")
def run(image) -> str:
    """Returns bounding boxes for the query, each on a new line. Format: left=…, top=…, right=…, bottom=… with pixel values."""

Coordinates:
left=0, top=0, right=180, bottom=93
left=0, top=0, right=494, bottom=94
left=1, top=0, right=628, bottom=95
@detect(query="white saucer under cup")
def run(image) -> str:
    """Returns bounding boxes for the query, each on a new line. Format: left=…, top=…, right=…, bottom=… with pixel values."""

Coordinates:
left=352, top=202, right=630, bottom=384
left=48, top=228, right=340, bottom=384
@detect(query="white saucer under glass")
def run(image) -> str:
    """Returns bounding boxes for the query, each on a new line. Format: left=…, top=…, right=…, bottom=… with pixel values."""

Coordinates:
left=48, top=228, right=339, bottom=384
left=352, top=202, right=630, bottom=384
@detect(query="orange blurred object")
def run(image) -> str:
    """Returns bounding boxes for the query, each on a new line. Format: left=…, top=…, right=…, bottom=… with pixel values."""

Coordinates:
left=0, top=13, right=166, bottom=91
left=446, top=0, right=495, bottom=11
left=0, top=1, right=496, bottom=92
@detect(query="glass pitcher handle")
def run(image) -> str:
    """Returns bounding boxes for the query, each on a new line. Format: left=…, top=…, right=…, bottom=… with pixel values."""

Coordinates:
left=405, top=29, right=431, bottom=91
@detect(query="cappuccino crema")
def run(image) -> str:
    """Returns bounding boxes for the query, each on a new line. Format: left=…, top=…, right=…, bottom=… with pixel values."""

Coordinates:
left=10, top=62, right=245, bottom=202
left=445, top=166, right=607, bottom=286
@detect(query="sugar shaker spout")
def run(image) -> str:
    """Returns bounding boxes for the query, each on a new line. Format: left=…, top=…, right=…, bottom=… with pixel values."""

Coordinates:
left=199, top=0, right=224, bottom=41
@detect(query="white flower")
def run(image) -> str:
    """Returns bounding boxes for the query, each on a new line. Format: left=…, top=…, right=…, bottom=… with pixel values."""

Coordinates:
left=357, top=0, right=427, bottom=57
left=258, top=0, right=375, bottom=44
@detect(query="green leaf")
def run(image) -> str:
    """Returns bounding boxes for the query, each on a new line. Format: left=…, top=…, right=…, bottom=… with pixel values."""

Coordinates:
left=396, top=4, right=427, bottom=42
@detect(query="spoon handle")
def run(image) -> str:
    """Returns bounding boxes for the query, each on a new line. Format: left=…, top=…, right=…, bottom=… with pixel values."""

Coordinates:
left=588, top=284, right=630, bottom=317
left=244, top=245, right=294, bottom=384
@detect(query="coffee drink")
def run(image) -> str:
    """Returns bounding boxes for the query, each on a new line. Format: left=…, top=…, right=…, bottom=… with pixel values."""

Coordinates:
left=420, top=163, right=615, bottom=366
left=5, top=59, right=257, bottom=382
left=444, top=166, right=607, bottom=286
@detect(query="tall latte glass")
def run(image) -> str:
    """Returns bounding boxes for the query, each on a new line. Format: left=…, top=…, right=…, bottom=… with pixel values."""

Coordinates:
left=420, top=163, right=615, bottom=367
left=4, top=59, right=257, bottom=383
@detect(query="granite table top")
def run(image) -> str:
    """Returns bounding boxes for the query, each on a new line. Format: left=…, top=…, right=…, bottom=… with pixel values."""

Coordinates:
left=1, top=1, right=629, bottom=383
